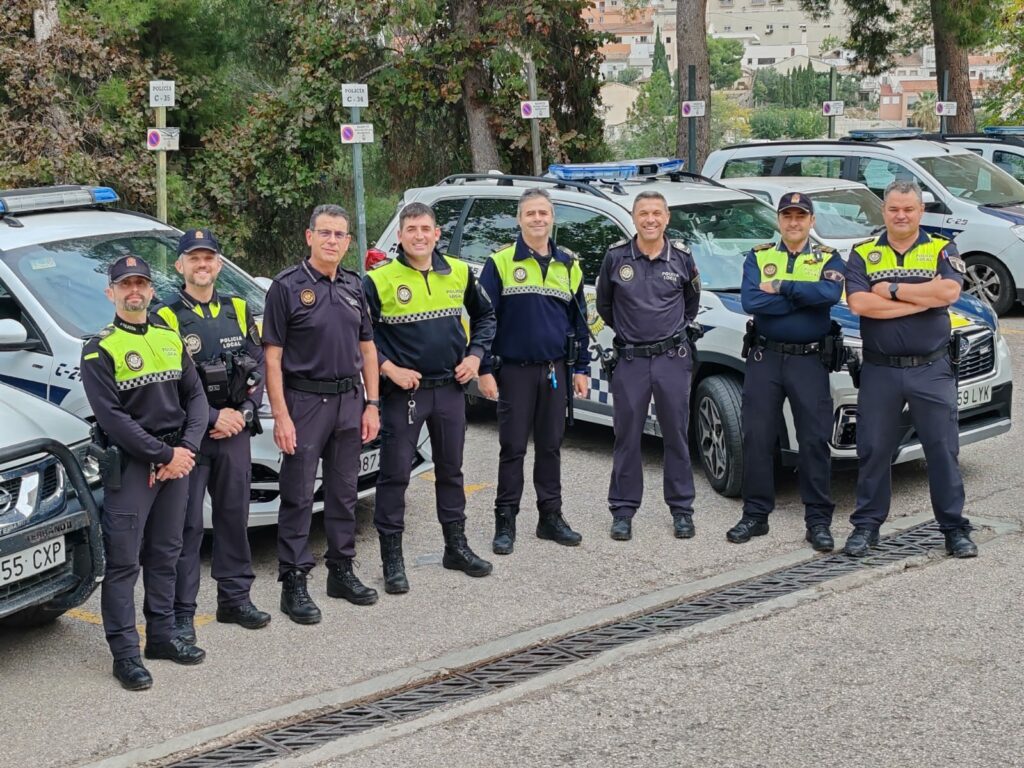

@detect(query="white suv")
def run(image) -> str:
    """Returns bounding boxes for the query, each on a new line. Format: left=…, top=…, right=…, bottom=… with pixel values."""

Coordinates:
left=372, top=161, right=1012, bottom=497
left=0, top=186, right=432, bottom=527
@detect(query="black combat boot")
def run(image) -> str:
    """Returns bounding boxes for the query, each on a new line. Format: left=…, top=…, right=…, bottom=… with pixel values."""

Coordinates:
left=112, top=657, right=153, bottom=691
left=492, top=505, right=518, bottom=555
left=280, top=570, right=322, bottom=624
left=536, top=505, right=582, bottom=546
left=805, top=525, right=835, bottom=552
left=944, top=528, right=978, bottom=558
left=441, top=521, right=493, bottom=577
left=843, top=526, right=880, bottom=557
left=379, top=532, right=410, bottom=594
left=326, top=558, right=379, bottom=605
left=672, top=512, right=696, bottom=539
left=173, top=615, right=196, bottom=644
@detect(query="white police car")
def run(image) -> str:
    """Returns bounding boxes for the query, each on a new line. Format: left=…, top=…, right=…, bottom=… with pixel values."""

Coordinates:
left=933, top=126, right=1024, bottom=184
left=702, top=130, right=1024, bottom=315
left=0, top=186, right=432, bottom=527
left=374, top=159, right=1012, bottom=496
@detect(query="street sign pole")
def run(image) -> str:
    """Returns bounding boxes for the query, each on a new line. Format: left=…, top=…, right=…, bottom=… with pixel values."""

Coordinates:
left=156, top=105, right=167, bottom=223
left=351, top=104, right=368, bottom=275
left=941, top=70, right=949, bottom=134
left=526, top=56, right=542, bottom=176
left=829, top=66, right=837, bottom=139
left=687, top=65, right=696, bottom=171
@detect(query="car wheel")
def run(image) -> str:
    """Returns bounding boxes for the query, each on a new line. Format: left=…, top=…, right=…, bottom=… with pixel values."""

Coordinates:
left=964, top=254, right=1017, bottom=316
left=0, top=604, right=68, bottom=629
left=695, top=375, right=743, bottom=497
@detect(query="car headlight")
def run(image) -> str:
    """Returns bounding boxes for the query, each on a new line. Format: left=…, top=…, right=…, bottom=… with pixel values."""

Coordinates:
left=70, top=441, right=101, bottom=486
left=1012, top=224, right=1024, bottom=242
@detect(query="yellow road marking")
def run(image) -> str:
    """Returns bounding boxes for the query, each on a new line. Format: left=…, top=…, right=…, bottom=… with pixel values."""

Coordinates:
left=419, top=472, right=492, bottom=498
left=1000, top=328, right=1024, bottom=335
left=67, top=608, right=215, bottom=638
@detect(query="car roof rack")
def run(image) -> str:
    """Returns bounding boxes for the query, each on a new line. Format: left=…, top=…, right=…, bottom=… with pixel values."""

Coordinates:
left=658, top=170, right=728, bottom=188
left=436, top=173, right=613, bottom=201
left=0, top=185, right=120, bottom=218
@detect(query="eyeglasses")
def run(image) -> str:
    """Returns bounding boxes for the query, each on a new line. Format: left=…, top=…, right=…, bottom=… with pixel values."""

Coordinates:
left=314, top=229, right=352, bottom=240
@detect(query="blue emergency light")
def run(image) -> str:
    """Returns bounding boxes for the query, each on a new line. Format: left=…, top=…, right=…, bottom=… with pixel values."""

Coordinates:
left=983, top=126, right=1024, bottom=137
left=847, top=128, right=923, bottom=141
left=0, top=185, right=120, bottom=215
left=548, top=158, right=685, bottom=181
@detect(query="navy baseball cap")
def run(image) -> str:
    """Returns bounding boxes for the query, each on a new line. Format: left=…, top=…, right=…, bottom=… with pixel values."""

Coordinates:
left=108, top=255, right=152, bottom=283
left=777, top=192, right=814, bottom=214
left=177, top=228, right=221, bottom=256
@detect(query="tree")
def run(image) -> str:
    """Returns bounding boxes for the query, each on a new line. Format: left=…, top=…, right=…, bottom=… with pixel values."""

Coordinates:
left=709, top=92, right=750, bottom=149
left=676, top=0, right=711, bottom=169
left=616, top=69, right=677, bottom=158
left=910, top=91, right=940, bottom=131
left=985, top=0, right=1024, bottom=124
left=652, top=26, right=670, bottom=80
left=708, top=37, right=743, bottom=90
left=616, top=66, right=642, bottom=84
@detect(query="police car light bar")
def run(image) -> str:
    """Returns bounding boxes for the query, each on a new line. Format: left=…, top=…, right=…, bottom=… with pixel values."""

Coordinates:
left=983, top=126, right=1024, bottom=137
left=847, top=128, right=923, bottom=141
left=0, top=185, right=120, bottom=215
left=548, top=158, right=685, bottom=181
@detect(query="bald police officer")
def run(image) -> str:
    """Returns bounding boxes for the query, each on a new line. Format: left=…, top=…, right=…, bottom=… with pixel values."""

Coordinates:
left=156, top=229, right=271, bottom=644
left=82, top=255, right=208, bottom=690
left=844, top=180, right=977, bottom=558
left=364, top=202, right=496, bottom=593
left=478, top=188, right=589, bottom=555
left=263, top=204, right=381, bottom=623
left=595, top=191, right=702, bottom=541
left=727, top=192, right=845, bottom=550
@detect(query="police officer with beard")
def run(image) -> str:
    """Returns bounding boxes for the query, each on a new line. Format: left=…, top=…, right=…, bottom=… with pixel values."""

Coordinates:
left=155, top=229, right=271, bottom=645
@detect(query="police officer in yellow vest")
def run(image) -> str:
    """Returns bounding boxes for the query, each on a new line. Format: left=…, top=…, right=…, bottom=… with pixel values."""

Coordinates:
left=727, top=192, right=845, bottom=550
left=81, top=255, right=208, bottom=690
left=155, top=229, right=271, bottom=645
left=844, top=180, right=977, bottom=558
left=363, top=202, right=497, bottom=593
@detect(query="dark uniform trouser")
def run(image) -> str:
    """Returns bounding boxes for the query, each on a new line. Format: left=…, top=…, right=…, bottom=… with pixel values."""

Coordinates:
left=609, top=347, right=695, bottom=517
left=741, top=348, right=834, bottom=526
left=851, top=357, right=968, bottom=532
left=101, top=459, right=188, bottom=661
left=495, top=363, right=566, bottom=512
left=375, top=383, right=466, bottom=534
left=277, top=387, right=363, bottom=576
left=175, top=430, right=255, bottom=616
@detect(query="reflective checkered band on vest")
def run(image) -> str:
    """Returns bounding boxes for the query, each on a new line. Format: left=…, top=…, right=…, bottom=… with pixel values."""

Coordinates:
left=865, top=268, right=938, bottom=280
left=501, top=284, right=573, bottom=302
left=379, top=307, right=463, bottom=324
left=115, top=369, right=183, bottom=391
left=854, top=235, right=947, bottom=282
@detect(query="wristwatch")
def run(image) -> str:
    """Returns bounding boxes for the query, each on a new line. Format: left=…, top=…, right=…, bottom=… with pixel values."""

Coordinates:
left=889, top=283, right=900, bottom=301
left=365, top=399, right=381, bottom=409
left=771, top=279, right=782, bottom=292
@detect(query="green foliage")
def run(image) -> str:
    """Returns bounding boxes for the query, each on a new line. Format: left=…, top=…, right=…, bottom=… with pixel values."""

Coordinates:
left=910, top=91, right=939, bottom=131
left=615, top=67, right=642, bottom=85
left=985, top=2, right=1024, bottom=124
left=707, top=37, right=743, bottom=90
left=753, top=64, right=859, bottom=108
left=652, top=27, right=670, bottom=80
left=709, top=92, right=750, bottom=149
left=749, top=107, right=826, bottom=140
left=613, top=69, right=677, bottom=158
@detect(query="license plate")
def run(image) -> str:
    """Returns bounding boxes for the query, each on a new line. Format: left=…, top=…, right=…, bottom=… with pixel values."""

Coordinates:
left=358, top=448, right=381, bottom=477
left=0, top=538, right=66, bottom=587
left=957, top=383, right=992, bottom=411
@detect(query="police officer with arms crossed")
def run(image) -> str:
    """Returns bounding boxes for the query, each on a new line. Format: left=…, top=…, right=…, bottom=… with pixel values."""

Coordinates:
left=262, top=204, right=382, bottom=624
left=477, top=188, right=589, bottom=555
left=595, top=191, right=701, bottom=541
left=727, top=193, right=845, bottom=550
left=81, top=255, right=208, bottom=690
left=155, top=229, right=271, bottom=644
left=843, top=180, right=977, bottom=558
left=364, top=202, right=496, bottom=593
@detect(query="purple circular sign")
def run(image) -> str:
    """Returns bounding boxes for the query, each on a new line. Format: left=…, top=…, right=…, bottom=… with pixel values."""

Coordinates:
left=522, top=103, right=533, bottom=117
left=682, top=102, right=691, bottom=116
left=147, top=130, right=160, bottom=148
left=936, top=103, right=944, bottom=114
left=342, top=126, right=354, bottom=141
left=823, top=102, right=831, bottom=115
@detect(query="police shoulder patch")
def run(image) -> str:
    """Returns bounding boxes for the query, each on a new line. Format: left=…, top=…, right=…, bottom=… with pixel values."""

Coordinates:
left=274, top=264, right=301, bottom=281
left=946, top=254, right=967, bottom=274
left=96, top=324, right=115, bottom=340
left=815, top=244, right=837, bottom=254
left=609, top=238, right=629, bottom=250
left=752, top=242, right=774, bottom=252
left=930, top=233, right=951, bottom=244
left=851, top=236, right=877, bottom=250
left=670, top=239, right=691, bottom=255
left=149, top=314, right=174, bottom=331
left=491, top=243, right=515, bottom=254
left=824, top=269, right=845, bottom=283
left=558, top=245, right=580, bottom=260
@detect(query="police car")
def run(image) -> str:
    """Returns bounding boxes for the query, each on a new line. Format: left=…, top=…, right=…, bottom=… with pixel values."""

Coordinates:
left=0, top=186, right=432, bottom=527
left=373, top=159, right=1012, bottom=497
left=927, top=126, right=1024, bottom=184
left=702, top=130, right=1024, bottom=315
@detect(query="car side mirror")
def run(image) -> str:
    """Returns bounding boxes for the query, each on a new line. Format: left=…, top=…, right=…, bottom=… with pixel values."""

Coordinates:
left=254, top=276, right=273, bottom=291
left=0, top=318, right=43, bottom=351
left=921, top=191, right=941, bottom=211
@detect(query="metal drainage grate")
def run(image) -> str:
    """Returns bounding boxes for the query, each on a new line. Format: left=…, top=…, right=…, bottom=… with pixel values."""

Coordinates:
left=164, top=521, right=947, bottom=768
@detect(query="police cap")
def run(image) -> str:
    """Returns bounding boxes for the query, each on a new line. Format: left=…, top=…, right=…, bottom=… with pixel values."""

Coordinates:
left=177, top=228, right=222, bottom=257
left=777, top=192, right=814, bottom=215
left=108, top=255, right=152, bottom=284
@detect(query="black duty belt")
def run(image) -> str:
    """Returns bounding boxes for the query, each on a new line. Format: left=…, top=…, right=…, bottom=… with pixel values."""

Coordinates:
left=148, top=428, right=183, bottom=446
left=613, top=334, right=684, bottom=358
left=285, top=375, right=357, bottom=395
left=758, top=337, right=822, bottom=356
left=418, top=375, right=457, bottom=390
left=862, top=346, right=947, bottom=368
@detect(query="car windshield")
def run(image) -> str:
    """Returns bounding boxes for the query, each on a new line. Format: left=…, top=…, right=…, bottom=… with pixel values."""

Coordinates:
left=667, top=199, right=780, bottom=290
left=916, top=152, right=1024, bottom=206
left=1, top=230, right=266, bottom=339
left=810, top=187, right=884, bottom=238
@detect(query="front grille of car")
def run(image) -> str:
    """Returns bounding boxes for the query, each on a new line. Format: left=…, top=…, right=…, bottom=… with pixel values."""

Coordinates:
left=0, top=478, right=20, bottom=512
left=958, top=331, right=994, bottom=382
left=40, top=463, right=59, bottom=499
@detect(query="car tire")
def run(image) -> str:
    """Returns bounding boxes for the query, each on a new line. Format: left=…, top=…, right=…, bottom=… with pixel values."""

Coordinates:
left=695, top=375, right=743, bottom=498
left=0, top=604, right=68, bottom=629
left=964, top=253, right=1017, bottom=316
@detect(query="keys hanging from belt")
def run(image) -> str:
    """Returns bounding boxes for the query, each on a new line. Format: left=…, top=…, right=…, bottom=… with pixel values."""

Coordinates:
left=148, top=463, right=156, bottom=488
left=548, top=362, right=558, bottom=390
left=407, top=394, right=418, bottom=425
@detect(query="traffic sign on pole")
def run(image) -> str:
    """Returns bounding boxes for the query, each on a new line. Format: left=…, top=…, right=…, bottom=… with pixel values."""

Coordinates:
left=680, top=100, right=706, bottom=118
left=822, top=100, right=845, bottom=116
left=146, top=128, right=180, bottom=151
left=520, top=100, right=550, bottom=119
left=935, top=101, right=958, bottom=116
left=342, top=83, right=369, bottom=108
left=149, top=80, right=175, bottom=108
left=340, top=124, right=374, bottom=144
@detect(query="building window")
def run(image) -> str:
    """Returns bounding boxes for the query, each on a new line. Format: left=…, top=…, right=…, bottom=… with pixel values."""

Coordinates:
left=724, top=25, right=732, bottom=32
left=782, top=24, right=789, bottom=29
left=745, top=25, right=753, bottom=31
left=665, top=37, right=671, bottom=44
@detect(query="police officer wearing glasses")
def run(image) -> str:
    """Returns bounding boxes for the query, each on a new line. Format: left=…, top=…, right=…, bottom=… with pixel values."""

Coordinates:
left=262, top=204, right=382, bottom=623
left=81, top=255, right=207, bottom=690
left=843, top=180, right=977, bottom=559
left=155, top=229, right=271, bottom=644
left=727, top=193, right=845, bottom=551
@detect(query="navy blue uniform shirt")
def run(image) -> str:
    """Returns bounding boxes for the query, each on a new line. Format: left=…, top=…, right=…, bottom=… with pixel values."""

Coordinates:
left=595, top=236, right=700, bottom=344
left=262, top=259, right=372, bottom=380
left=845, top=231, right=963, bottom=356
left=740, top=242, right=845, bottom=344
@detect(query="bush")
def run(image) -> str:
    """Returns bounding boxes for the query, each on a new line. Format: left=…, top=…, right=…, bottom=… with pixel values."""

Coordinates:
left=750, top=108, right=825, bottom=140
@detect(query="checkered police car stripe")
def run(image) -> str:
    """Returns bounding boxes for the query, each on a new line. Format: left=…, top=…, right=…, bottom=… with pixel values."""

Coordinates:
left=501, top=285, right=572, bottom=302
left=116, top=369, right=182, bottom=391
left=586, top=368, right=656, bottom=417
left=381, top=308, right=463, bottom=324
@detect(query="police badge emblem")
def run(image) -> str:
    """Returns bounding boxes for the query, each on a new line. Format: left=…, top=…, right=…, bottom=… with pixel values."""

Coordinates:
left=396, top=285, right=413, bottom=304
left=300, top=289, right=316, bottom=306
left=763, top=263, right=778, bottom=277
left=125, top=351, right=144, bottom=371
left=513, top=267, right=528, bottom=283
left=619, top=264, right=635, bottom=281
left=947, top=254, right=967, bottom=274
left=184, top=334, right=202, bottom=355
left=867, top=251, right=883, bottom=264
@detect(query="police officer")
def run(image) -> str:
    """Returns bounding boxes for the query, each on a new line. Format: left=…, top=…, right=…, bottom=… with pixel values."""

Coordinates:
left=364, top=202, right=496, bottom=593
left=726, top=193, right=845, bottom=550
left=595, top=191, right=701, bottom=541
left=844, top=180, right=977, bottom=558
left=477, top=188, right=589, bottom=555
left=155, top=229, right=271, bottom=643
left=81, top=255, right=208, bottom=690
left=262, top=204, right=382, bottom=623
